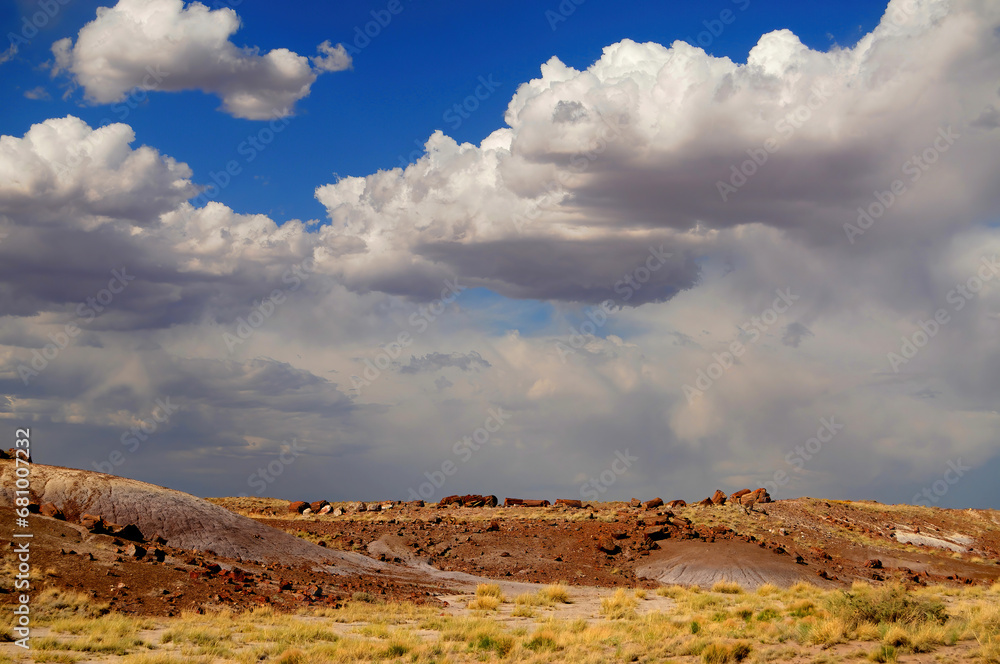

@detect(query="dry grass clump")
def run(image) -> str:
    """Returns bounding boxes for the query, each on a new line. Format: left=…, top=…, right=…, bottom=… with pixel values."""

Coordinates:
left=711, top=580, right=744, bottom=595
left=468, top=583, right=506, bottom=611
left=827, top=582, right=947, bottom=628
left=468, top=595, right=502, bottom=611
left=35, top=588, right=109, bottom=619
left=514, top=581, right=572, bottom=611
left=701, top=641, right=752, bottom=663
left=600, top=588, right=638, bottom=620
left=657, top=584, right=694, bottom=598
left=756, top=583, right=781, bottom=597
left=539, top=581, right=571, bottom=604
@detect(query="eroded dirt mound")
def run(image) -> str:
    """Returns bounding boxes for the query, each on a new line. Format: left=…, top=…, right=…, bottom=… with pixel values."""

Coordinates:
left=635, top=539, right=830, bottom=588
left=0, top=461, right=379, bottom=570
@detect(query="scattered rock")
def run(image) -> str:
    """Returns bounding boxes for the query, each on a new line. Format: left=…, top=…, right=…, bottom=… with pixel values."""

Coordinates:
left=864, top=559, right=883, bottom=569
left=711, top=490, right=727, bottom=505
left=6, top=448, right=30, bottom=462
left=643, top=497, right=664, bottom=509
left=643, top=526, right=670, bottom=541
left=729, top=489, right=752, bottom=503
left=288, top=501, right=309, bottom=514
left=555, top=499, right=583, bottom=508
left=110, top=524, right=145, bottom=542
left=39, top=502, right=64, bottom=519
left=80, top=514, right=105, bottom=532
left=309, top=500, right=329, bottom=513
left=666, top=500, right=687, bottom=508
left=696, top=498, right=714, bottom=507
left=124, top=543, right=146, bottom=559
left=597, top=538, right=620, bottom=555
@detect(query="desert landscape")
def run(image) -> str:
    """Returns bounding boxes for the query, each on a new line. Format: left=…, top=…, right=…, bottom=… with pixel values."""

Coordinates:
left=2, top=457, right=998, bottom=663
left=4, top=0, right=1000, bottom=662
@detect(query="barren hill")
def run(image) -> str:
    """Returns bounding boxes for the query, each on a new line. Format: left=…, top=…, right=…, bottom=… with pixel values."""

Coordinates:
left=0, top=461, right=380, bottom=571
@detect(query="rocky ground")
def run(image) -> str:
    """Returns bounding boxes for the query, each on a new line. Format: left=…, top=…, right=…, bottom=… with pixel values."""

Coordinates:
left=234, top=495, right=1000, bottom=595
left=1, top=459, right=997, bottom=620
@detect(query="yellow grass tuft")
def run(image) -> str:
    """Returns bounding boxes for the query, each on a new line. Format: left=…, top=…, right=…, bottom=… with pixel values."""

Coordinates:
left=467, top=595, right=502, bottom=611
left=809, top=617, right=847, bottom=646
left=711, top=580, right=744, bottom=594
left=475, top=583, right=504, bottom=599
left=701, top=641, right=752, bottom=663
left=600, top=588, right=638, bottom=620
left=539, top=582, right=571, bottom=604
left=756, top=583, right=781, bottom=597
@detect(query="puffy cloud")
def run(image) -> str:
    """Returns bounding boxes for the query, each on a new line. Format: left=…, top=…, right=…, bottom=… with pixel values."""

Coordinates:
left=0, top=116, right=320, bottom=323
left=312, top=40, right=352, bottom=73
left=51, top=0, right=351, bottom=119
left=316, top=0, right=1000, bottom=304
left=1, top=0, right=999, bottom=506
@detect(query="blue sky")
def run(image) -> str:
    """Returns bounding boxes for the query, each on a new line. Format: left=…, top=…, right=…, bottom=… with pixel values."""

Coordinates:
left=1, top=0, right=999, bottom=508
left=4, top=0, right=886, bottom=224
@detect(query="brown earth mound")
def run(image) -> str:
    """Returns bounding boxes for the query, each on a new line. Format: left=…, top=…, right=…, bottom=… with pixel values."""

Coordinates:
left=0, top=461, right=381, bottom=570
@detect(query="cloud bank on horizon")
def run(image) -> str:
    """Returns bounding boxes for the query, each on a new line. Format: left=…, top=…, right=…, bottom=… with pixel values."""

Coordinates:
left=1, top=0, right=998, bottom=507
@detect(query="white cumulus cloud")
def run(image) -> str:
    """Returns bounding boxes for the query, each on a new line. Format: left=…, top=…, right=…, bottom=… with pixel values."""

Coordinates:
left=51, top=0, right=351, bottom=119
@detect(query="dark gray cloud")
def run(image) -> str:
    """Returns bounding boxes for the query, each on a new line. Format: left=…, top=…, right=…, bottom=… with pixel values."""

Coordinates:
left=781, top=322, right=814, bottom=347
left=400, top=351, right=491, bottom=374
